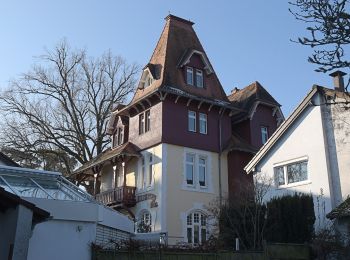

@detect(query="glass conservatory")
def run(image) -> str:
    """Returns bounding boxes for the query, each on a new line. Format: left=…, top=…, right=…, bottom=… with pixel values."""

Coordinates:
left=0, top=165, right=92, bottom=202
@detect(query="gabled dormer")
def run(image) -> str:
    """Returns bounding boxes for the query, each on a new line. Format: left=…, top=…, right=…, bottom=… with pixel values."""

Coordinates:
left=138, top=63, right=159, bottom=89
left=178, top=49, right=214, bottom=89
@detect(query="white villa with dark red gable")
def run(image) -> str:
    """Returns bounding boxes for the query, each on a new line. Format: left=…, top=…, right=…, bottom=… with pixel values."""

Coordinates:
left=74, top=15, right=283, bottom=245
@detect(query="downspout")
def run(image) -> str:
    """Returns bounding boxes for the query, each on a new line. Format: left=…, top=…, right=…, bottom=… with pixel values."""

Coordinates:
left=218, top=108, right=225, bottom=207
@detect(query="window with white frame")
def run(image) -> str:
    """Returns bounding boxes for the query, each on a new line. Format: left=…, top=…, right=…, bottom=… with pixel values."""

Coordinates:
left=140, top=157, right=145, bottom=189
left=139, top=110, right=151, bottom=135
left=274, top=160, right=308, bottom=187
left=137, top=210, right=152, bottom=233
left=148, top=154, right=153, bottom=186
left=261, top=126, right=268, bottom=144
left=138, top=153, right=154, bottom=191
left=196, top=69, right=203, bottom=88
left=186, top=67, right=194, bottom=85
left=199, top=113, right=207, bottom=134
left=188, top=111, right=196, bottom=132
left=186, top=153, right=195, bottom=185
left=145, top=110, right=151, bottom=132
left=185, top=152, right=208, bottom=189
left=198, top=157, right=206, bottom=187
left=187, top=211, right=207, bottom=244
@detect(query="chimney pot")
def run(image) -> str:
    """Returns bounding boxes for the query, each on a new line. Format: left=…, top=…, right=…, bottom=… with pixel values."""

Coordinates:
left=329, top=70, right=347, bottom=92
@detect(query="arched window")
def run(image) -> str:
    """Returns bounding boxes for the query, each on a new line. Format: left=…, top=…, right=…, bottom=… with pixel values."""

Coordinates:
left=186, top=211, right=207, bottom=244
left=137, top=210, right=152, bottom=233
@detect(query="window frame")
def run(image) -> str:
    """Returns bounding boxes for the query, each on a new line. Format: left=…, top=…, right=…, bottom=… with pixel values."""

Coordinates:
left=261, top=126, right=269, bottom=144
left=186, top=67, right=194, bottom=85
left=274, top=160, right=309, bottom=188
left=196, top=69, right=204, bottom=88
left=139, top=110, right=151, bottom=135
left=186, top=211, right=207, bottom=244
left=199, top=113, right=207, bottom=134
left=139, top=113, right=145, bottom=135
left=185, top=153, right=195, bottom=186
left=188, top=111, right=196, bottom=132
left=145, top=110, right=151, bottom=132
left=198, top=156, right=207, bottom=187
left=137, top=210, right=152, bottom=233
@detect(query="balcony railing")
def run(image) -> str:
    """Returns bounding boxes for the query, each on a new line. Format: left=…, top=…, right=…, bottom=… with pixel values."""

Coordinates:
left=95, top=186, right=136, bottom=207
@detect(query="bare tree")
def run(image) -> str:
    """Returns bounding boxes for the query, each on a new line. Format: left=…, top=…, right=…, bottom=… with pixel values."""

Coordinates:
left=209, top=173, right=272, bottom=250
left=289, top=0, right=350, bottom=86
left=0, top=40, right=138, bottom=175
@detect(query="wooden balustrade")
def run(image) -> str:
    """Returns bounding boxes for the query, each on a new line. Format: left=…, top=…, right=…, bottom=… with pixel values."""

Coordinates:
left=95, top=186, right=136, bottom=207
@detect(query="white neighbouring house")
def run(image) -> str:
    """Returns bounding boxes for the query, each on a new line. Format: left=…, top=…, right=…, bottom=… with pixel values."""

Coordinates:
left=245, top=71, right=350, bottom=232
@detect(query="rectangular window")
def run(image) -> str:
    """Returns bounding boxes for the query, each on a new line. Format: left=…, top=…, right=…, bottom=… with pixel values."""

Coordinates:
left=148, top=154, right=153, bottom=186
left=274, top=166, right=285, bottom=186
left=196, top=69, right=203, bottom=88
left=112, top=132, right=117, bottom=147
left=117, top=128, right=123, bottom=145
left=194, top=225, right=199, bottom=244
left=139, top=114, right=145, bottom=135
left=198, top=157, right=206, bottom=187
left=274, top=160, right=308, bottom=187
left=145, top=110, right=151, bottom=132
left=199, top=113, right=207, bottom=134
left=186, top=153, right=195, bottom=185
left=188, top=111, right=196, bottom=132
left=261, top=126, right=268, bottom=144
left=187, top=228, right=192, bottom=243
left=141, top=157, right=145, bottom=189
left=186, top=67, right=193, bottom=85
left=287, top=161, right=308, bottom=184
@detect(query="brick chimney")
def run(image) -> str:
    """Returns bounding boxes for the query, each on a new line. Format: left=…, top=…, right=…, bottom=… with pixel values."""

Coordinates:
left=329, top=70, right=347, bottom=92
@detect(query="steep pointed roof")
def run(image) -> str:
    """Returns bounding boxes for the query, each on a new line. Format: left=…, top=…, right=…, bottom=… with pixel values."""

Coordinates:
left=228, top=81, right=280, bottom=111
left=130, top=15, right=228, bottom=105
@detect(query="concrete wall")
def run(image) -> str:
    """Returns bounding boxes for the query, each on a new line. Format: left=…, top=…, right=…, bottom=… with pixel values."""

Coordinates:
left=24, top=198, right=134, bottom=232
left=27, top=220, right=95, bottom=260
left=0, top=205, right=33, bottom=260
left=24, top=198, right=133, bottom=260
left=253, top=103, right=332, bottom=230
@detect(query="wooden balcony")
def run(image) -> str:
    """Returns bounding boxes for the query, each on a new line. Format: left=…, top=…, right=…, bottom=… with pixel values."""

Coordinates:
left=95, top=186, right=136, bottom=207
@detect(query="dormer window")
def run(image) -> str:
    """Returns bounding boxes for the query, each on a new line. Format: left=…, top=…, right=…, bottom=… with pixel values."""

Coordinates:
left=196, top=69, right=203, bottom=88
left=186, top=67, right=194, bottom=85
left=139, top=67, right=156, bottom=89
left=186, top=66, right=204, bottom=88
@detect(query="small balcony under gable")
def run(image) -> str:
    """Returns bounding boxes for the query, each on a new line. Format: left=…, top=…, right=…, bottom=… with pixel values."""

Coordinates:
left=72, top=142, right=140, bottom=212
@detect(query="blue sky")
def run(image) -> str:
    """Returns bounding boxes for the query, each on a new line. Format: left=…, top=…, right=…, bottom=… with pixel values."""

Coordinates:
left=0, top=1, right=334, bottom=116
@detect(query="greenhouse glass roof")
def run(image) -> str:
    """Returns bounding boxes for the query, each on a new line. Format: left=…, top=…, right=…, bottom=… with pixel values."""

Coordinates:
left=0, top=165, right=93, bottom=202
